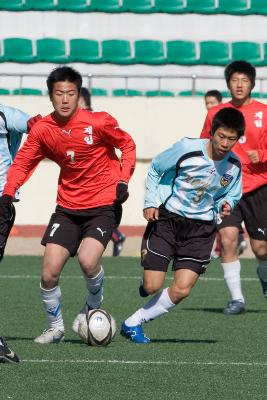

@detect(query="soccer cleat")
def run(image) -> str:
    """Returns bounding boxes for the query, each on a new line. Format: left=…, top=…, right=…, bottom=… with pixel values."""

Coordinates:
left=139, top=279, right=149, bottom=297
left=0, top=337, right=19, bottom=363
left=257, top=267, right=267, bottom=298
left=72, top=304, right=91, bottom=334
left=113, top=234, right=126, bottom=257
left=223, top=300, right=245, bottom=315
left=120, top=322, right=150, bottom=344
left=34, top=328, right=64, bottom=344
left=238, top=240, right=248, bottom=256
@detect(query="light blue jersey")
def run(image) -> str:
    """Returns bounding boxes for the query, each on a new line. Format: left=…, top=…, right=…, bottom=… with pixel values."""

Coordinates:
left=0, top=105, right=29, bottom=198
left=144, top=138, right=242, bottom=221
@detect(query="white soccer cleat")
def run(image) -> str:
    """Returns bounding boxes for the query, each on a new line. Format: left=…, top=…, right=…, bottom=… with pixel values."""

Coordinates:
left=34, top=328, right=65, bottom=344
left=72, top=304, right=88, bottom=334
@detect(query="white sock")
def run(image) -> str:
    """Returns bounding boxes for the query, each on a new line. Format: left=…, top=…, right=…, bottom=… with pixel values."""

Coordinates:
left=221, top=261, right=244, bottom=303
left=40, top=285, right=64, bottom=331
left=85, top=266, right=104, bottom=309
left=125, top=288, right=175, bottom=326
left=256, top=259, right=267, bottom=282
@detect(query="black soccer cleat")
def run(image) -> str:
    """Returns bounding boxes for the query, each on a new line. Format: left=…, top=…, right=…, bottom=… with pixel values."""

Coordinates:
left=112, top=234, right=126, bottom=257
left=0, top=337, right=20, bottom=363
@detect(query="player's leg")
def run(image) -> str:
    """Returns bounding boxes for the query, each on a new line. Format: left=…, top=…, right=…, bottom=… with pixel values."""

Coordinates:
left=0, top=336, right=19, bottom=363
left=112, top=228, right=126, bottom=257
left=0, top=203, right=16, bottom=262
left=218, top=205, right=245, bottom=315
left=35, top=209, right=80, bottom=344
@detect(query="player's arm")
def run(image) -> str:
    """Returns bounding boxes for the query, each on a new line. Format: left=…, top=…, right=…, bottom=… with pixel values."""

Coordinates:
left=4, top=105, right=30, bottom=134
left=247, top=126, right=267, bottom=163
left=200, top=110, right=213, bottom=139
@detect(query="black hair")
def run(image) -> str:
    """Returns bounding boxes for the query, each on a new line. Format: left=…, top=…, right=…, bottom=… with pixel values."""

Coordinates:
left=211, top=107, right=245, bottom=139
left=224, top=61, right=256, bottom=88
left=47, top=66, right=82, bottom=97
left=80, top=87, right=92, bottom=110
left=204, top=90, right=222, bottom=103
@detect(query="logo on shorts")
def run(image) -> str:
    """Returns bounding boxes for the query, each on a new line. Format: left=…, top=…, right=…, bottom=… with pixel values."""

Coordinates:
left=258, top=227, right=266, bottom=236
left=141, top=249, right=147, bottom=261
left=97, top=227, right=107, bottom=237
left=220, top=173, right=233, bottom=187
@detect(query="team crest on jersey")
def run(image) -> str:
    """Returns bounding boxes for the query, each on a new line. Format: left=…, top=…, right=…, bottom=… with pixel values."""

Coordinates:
left=220, top=173, right=233, bottom=187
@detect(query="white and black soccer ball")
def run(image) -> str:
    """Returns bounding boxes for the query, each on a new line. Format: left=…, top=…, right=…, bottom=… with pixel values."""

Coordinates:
left=78, top=309, right=116, bottom=346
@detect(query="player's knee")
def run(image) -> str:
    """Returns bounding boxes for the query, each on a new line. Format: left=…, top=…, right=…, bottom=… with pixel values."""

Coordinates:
left=41, top=263, right=60, bottom=288
left=78, top=256, right=98, bottom=276
left=143, top=280, right=162, bottom=295
left=251, top=242, right=267, bottom=259
left=169, top=284, right=191, bottom=303
left=220, top=233, right=238, bottom=253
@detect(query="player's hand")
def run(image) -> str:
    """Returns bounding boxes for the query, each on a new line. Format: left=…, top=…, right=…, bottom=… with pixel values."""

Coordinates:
left=27, top=114, right=42, bottom=133
left=219, top=201, right=231, bottom=219
left=143, top=207, right=159, bottom=221
left=116, top=181, right=129, bottom=204
left=246, top=150, right=260, bottom=164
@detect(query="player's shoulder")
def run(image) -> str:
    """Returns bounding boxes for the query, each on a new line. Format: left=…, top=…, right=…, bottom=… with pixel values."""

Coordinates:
left=228, top=150, right=242, bottom=169
left=249, top=99, right=267, bottom=111
left=174, top=137, right=204, bottom=151
left=207, top=101, right=232, bottom=117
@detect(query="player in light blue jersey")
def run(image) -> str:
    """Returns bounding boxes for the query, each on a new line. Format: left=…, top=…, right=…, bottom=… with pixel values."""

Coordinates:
left=121, top=107, right=245, bottom=343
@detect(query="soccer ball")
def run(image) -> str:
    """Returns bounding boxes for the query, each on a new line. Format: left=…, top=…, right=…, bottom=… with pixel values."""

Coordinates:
left=78, top=309, right=116, bottom=346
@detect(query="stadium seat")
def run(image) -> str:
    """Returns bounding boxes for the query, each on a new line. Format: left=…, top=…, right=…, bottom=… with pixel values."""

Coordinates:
left=199, top=41, right=230, bottom=66
left=36, top=38, right=68, bottom=63
left=185, top=0, right=217, bottom=14
left=91, top=88, right=108, bottom=96
left=121, top=0, right=154, bottom=13
left=0, top=0, right=26, bottom=10
left=57, top=0, right=91, bottom=12
left=250, top=0, right=267, bottom=15
left=102, top=40, right=134, bottom=64
left=261, top=43, right=267, bottom=66
left=69, top=39, right=102, bottom=63
left=231, top=41, right=263, bottom=66
left=0, top=88, right=10, bottom=94
left=178, top=90, right=204, bottom=96
left=113, top=89, right=143, bottom=96
left=166, top=40, right=199, bottom=65
left=12, top=88, right=43, bottom=95
left=145, top=90, right=175, bottom=96
left=217, top=0, right=249, bottom=15
left=25, top=0, right=57, bottom=10
left=221, top=91, right=231, bottom=97
left=90, top=0, right=122, bottom=12
left=3, top=38, right=36, bottom=63
left=134, top=40, right=165, bottom=64
left=154, top=0, right=184, bottom=14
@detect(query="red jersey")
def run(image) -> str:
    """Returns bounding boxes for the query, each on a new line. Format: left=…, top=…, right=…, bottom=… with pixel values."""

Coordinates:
left=201, top=100, right=267, bottom=194
left=4, top=108, right=136, bottom=209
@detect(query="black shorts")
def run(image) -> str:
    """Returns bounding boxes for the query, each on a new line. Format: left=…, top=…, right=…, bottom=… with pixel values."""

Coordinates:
left=141, top=205, right=216, bottom=275
left=41, top=205, right=117, bottom=256
left=218, top=184, right=267, bottom=240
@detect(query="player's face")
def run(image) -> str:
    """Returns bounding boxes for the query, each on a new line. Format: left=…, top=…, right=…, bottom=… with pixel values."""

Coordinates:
left=51, top=81, right=79, bottom=122
left=228, top=72, right=253, bottom=105
left=210, top=127, right=238, bottom=160
left=205, top=96, right=221, bottom=110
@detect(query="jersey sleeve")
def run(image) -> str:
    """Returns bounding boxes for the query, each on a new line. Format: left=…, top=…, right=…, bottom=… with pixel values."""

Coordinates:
left=4, top=105, right=30, bottom=134
left=3, top=127, right=45, bottom=197
left=98, top=113, right=136, bottom=182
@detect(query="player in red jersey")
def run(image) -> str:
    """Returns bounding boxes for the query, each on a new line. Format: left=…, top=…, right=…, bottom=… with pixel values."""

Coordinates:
left=0, top=66, right=136, bottom=343
left=201, top=61, right=267, bottom=315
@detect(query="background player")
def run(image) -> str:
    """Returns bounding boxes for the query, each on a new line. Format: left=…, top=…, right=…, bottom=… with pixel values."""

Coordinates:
left=121, top=108, right=244, bottom=343
left=0, top=66, right=136, bottom=344
left=201, top=60, right=267, bottom=315
left=78, top=87, right=126, bottom=256
left=204, top=89, right=223, bottom=110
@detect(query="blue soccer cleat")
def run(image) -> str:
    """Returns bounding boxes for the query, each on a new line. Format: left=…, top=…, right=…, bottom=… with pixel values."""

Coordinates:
left=120, top=322, right=150, bottom=344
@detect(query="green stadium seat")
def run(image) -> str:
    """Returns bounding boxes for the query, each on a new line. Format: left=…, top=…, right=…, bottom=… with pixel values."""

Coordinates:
left=145, top=90, right=175, bottom=97
left=113, top=89, right=143, bottom=96
left=25, top=0, right=57, bottom=10
left=57, top=0, right=90, bottom=12
left=3, top=38, right=36, bottom=63
left=91, top=88, right=108, bottom=96
left=36, top=38, right=68, bottom=63
left=250, top=0, right=267, bottom=15
left=199, top=41, right=230, bottom=66
left=217, top=0, right=249, bottom=15
left=154, top=0, right=184, bottom=13
left=121, top=0, right=154, bottom=13
left=261, top=43, right=267, bottom=66
left=12, top=88, right=43, bottom=95
left=90, top=0, right=122, bottom=12
left=102, top=40, right=134, bottom=64
left=185, top=0, right=217, bottom=14
left=221, top=91, right=231, bottom=97
left=0, top=88, right=10, bottom=95
left=178, top=90, right=204, bottom=96
left=69, top=39, right=102, bottom=63
left=166, top=40, right=198, bottom=65
left=134, top=40, right=165, bottom=64
left=0, top=0, right=26, bottom=10
left=231, top=41, right=263, bottom=66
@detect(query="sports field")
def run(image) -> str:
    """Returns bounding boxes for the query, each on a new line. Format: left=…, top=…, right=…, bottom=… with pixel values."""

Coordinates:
left=1, top=256, right=266, bottom=400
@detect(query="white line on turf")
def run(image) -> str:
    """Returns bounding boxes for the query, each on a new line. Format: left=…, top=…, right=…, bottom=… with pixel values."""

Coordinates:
left=20, top=359, right=267, bottom=366
left=0, top=275, right=259, bottom=281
